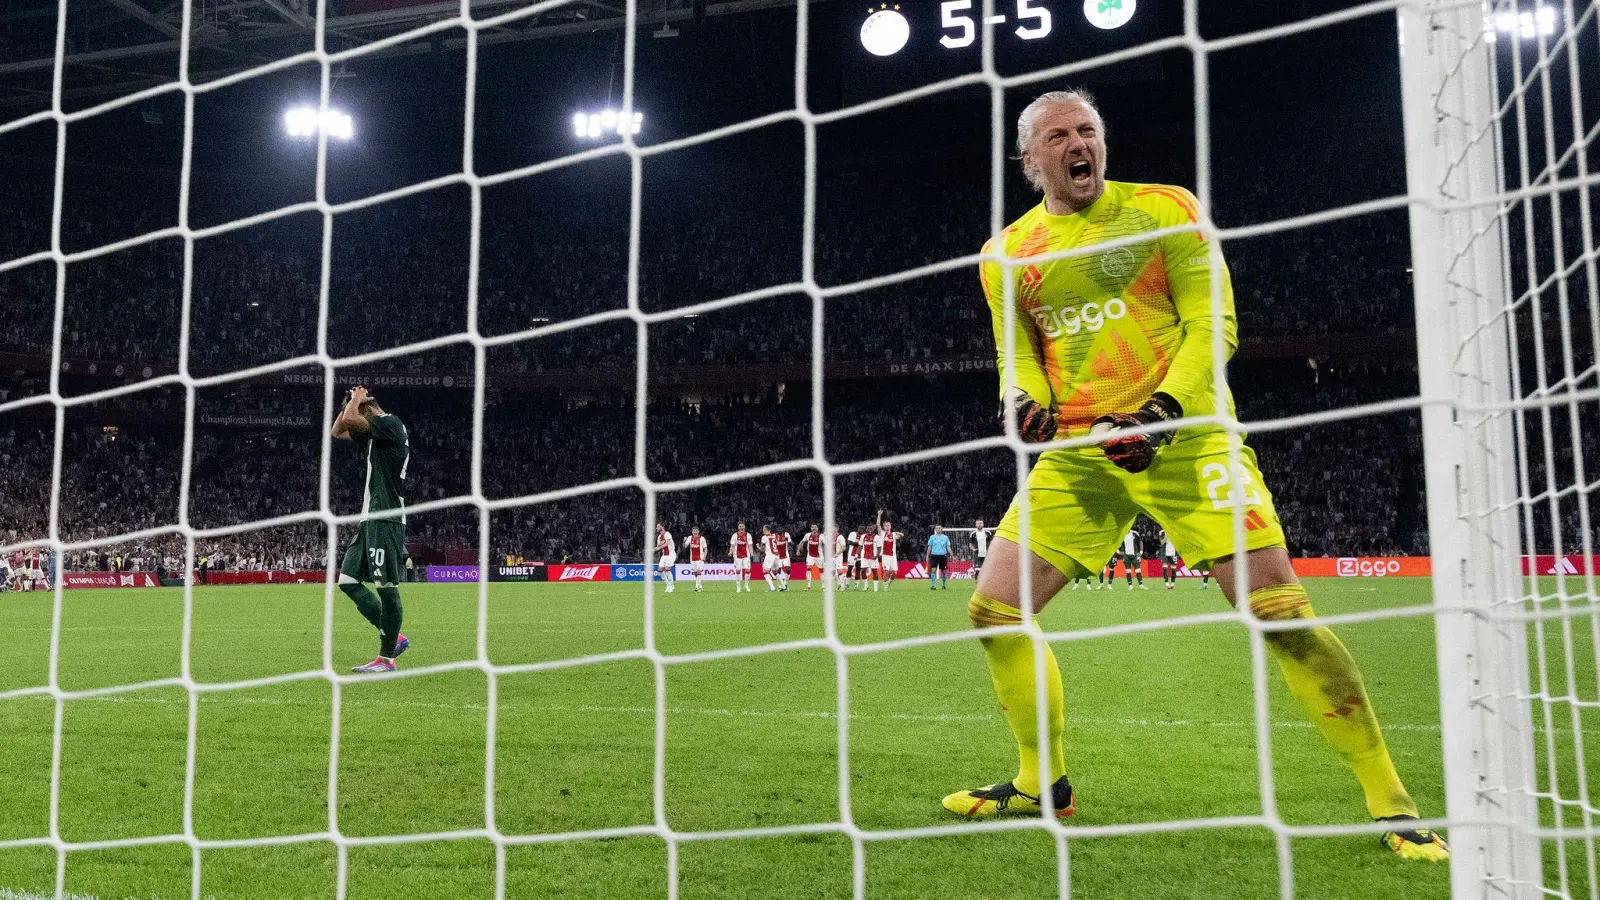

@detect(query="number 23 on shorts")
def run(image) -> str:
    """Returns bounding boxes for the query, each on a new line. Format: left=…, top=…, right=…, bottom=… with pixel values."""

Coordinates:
left=1200, top=461, right=1263, bottom=511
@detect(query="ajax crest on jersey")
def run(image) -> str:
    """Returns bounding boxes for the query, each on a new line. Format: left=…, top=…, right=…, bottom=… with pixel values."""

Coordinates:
left=1099, top=247, right=1135, bottom=278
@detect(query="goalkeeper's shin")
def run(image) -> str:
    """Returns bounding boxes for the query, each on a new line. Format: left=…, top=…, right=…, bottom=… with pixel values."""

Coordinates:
left=967, top=592, right=1065, bottom=797
left=1251, top=584, right=1417, bottom=820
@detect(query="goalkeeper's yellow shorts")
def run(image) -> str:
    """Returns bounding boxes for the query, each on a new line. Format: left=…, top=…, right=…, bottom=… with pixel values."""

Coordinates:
left=996, top=431, right=1287, bottom=577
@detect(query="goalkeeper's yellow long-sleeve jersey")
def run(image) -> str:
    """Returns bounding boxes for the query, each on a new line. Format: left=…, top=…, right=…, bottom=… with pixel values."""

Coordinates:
left=979, top=180, right=1238, bottom=440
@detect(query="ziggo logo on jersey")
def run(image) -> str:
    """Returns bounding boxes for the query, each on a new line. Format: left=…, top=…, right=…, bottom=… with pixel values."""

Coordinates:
left=1028, top=298, right=1128, bottom=337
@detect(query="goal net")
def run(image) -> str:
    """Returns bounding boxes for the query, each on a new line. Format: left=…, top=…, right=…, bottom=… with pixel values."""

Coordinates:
left=0, top=0, right=1593, bottom=897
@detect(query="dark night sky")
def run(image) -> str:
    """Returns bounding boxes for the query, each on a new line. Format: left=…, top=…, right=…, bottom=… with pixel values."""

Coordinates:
left=9, top=0, right=1407, bottom=177
left=3, top=0, right=1590, bottom=249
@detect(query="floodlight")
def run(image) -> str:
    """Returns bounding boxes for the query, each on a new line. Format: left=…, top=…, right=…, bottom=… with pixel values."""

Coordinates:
left=572, top=109, right=644, bottom=139
left=284, top=106, right=354, bottom=140
left=1485, top=5, right=1556, bottom=40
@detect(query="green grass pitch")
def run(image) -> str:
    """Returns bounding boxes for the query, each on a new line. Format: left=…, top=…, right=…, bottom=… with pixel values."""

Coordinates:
left=0, top=576, right=1595, bottom=899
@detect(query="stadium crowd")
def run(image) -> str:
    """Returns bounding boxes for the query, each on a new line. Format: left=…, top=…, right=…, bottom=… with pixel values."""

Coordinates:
left=1, top=128, right=1429, bottom=380
left=17, top=360, right=1587, bottom=573
left=4, top=124, right=1595, bottom=575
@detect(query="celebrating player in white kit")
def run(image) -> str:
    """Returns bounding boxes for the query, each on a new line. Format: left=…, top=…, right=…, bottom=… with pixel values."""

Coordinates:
left=760, top=525, right=780, bottom=592
left=843, top=527, right=860, bottom=590
left=859, top=523, right=881, bottom=592
left=26, top=550, right=44, bottom=592
left=830, top=526, right=848, bottom=589
left=876, top=512, right=904, bottom=591
left=775, top=528, right=793, bottom=592
left=686, top=525, right=710, bottom=592
left=655, top=523, right=677, bottom=593
left=803, top=525, right=824, bottom=591
left=730, top=522, right=755, bottom=593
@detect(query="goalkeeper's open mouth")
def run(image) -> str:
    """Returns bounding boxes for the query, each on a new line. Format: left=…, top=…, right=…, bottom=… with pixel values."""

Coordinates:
left=1068, top=160, right=1094, bottom=184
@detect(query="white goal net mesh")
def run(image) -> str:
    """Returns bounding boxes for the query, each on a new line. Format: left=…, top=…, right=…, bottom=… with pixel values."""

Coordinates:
left=0, top=0, right=1594, bottom=897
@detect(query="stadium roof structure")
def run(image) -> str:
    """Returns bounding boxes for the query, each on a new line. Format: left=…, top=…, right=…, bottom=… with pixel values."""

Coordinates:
left=0, top=0, right=800, bottom=110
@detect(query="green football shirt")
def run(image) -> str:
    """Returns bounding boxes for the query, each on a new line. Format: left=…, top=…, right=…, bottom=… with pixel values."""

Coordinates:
left=354, top=413, right=410, bottom=524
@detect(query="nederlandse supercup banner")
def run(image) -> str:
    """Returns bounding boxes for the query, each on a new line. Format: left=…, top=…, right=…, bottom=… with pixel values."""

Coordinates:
left=63, top=572, right=159, bottom=588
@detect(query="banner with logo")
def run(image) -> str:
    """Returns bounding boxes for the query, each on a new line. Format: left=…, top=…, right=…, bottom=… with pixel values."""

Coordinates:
left=895, top=560, right=975, bottom=579
left=651, top=560, right=980, bottom=581
left=1522, top=555, right=1600, bottom=576
left=1106, top=557, right=1438, bottom=579
left=548, top=564, right=612, bottom=583
left=275, top=371, right=476, bottom=390
left=1126, top=559, right=1208, bottom=578
left=1291, top=557, right=1433, bottom=577
left=198, top=413, right=317, bottom=429
left=63, top=571, right=160, bottom=589
left=203, top=570, right=328, bottom=584
left=611, top=564, right=650, bottom=582
left=427, top=565, right=482, bottom=583
left=669, top=562, right=740, bottom=581
left=490, top=564, right=547, bottom=582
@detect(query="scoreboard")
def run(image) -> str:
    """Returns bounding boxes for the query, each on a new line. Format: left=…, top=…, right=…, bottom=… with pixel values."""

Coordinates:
left=840, top=0, right=1163, bottom=103
left=857, top=0, right=1145, bottom=57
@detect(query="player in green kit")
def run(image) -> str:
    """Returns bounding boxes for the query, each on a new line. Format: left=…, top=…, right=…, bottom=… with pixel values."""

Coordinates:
left=332, top=385, right=412, bottom=673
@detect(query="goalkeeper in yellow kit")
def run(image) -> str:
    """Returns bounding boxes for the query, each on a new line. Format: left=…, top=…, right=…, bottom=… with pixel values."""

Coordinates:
left=941, top=90, right=1448, bottom=862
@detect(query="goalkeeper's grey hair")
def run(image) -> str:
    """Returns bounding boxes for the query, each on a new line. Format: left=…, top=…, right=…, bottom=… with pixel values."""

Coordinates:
left=1017, top=89, right=1105, bottom=192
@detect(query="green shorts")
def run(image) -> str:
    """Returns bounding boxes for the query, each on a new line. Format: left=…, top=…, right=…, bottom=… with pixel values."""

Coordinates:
left=997, top=431, right=1286, bottom=578
left=340, top=521, right=406, bottom=586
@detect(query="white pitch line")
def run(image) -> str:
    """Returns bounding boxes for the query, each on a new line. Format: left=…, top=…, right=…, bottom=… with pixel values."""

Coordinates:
left=17, top=692, right=1600, bottom=735
left=0, top=891, right=116, bottom=900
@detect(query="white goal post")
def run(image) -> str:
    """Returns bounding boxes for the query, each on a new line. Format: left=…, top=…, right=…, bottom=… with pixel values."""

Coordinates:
left=1402, top=1, right=1597, bottom=897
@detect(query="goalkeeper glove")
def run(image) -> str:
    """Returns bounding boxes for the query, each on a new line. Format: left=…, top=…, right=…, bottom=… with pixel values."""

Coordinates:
left=1091, top=392, right=1183, bottom=474
left=999, top=388, right=1058, bottom=443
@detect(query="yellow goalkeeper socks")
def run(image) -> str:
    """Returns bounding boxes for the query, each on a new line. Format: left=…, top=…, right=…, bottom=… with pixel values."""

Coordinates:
left=968, top=592, right=1065, bottom=796
left=1250, top=584, right=1417, bottom=819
